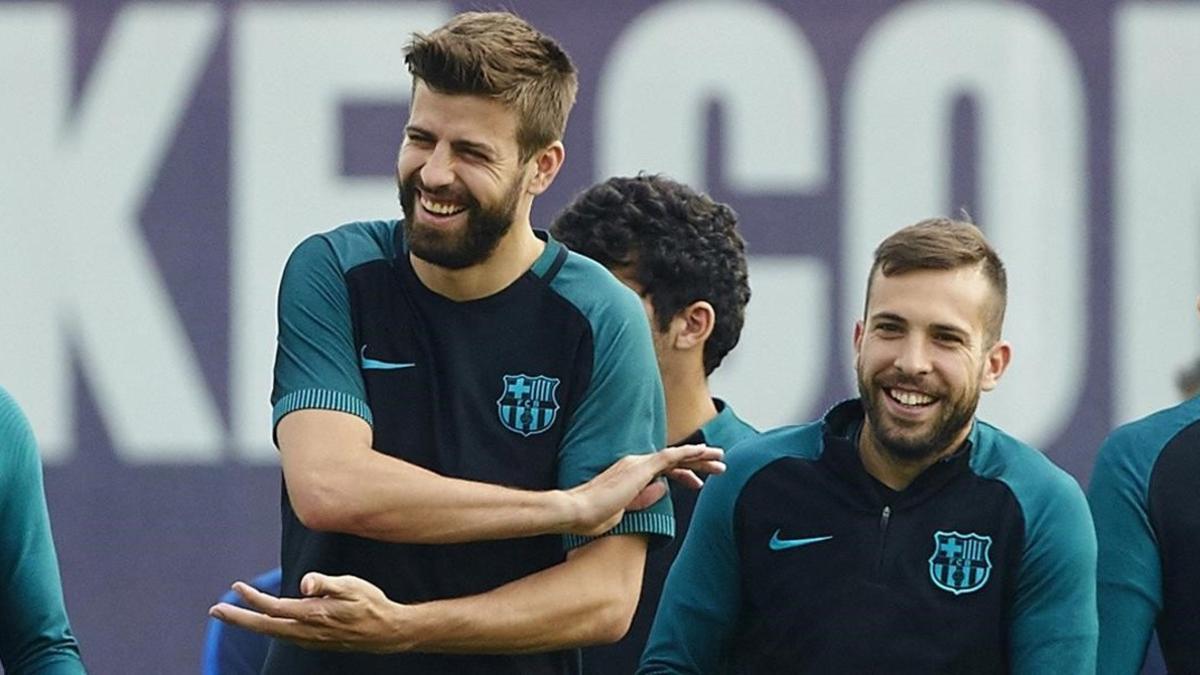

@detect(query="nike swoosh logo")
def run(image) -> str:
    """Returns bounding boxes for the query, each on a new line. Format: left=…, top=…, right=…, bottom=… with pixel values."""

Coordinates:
left=769, top=529, right=833, bottom=551
left=360, top=346, right=416, bottom=371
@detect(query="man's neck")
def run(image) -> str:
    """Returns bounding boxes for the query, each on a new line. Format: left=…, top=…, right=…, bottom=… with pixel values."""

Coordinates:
left=857, top=423, right=969, bottom=491
left=664, top=369, right=718, bottom=445
left=410, top=223, right=544, bottom=301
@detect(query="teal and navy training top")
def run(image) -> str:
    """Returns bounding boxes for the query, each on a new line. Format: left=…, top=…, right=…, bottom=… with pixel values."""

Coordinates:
left=1089, top=395, right=1200, bottom=674
left=640, top=399, right=1097, bottom=674
left=263, top=221, right=668, bottom=675
left=0, top=386, right=86, bottom=674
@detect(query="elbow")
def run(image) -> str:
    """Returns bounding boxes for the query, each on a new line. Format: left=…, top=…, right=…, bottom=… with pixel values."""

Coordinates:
left=589, top=590, right=639, bottom=645
left=287, top=471, right=356, bottom=533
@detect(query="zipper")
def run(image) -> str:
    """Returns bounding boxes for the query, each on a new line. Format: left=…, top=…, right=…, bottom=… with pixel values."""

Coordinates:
left=876, top=505, right=892, bottom=575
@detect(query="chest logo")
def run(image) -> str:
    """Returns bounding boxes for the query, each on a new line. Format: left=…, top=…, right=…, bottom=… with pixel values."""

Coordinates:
left=497, top=374, right=561, bottom=437
left=929, top=531, right=993, bottom=595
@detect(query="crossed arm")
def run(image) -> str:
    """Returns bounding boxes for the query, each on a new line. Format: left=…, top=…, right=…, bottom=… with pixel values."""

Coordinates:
left=209, top=408, right=725, bottom=651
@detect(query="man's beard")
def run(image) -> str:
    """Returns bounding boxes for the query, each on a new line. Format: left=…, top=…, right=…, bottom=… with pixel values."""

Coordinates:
left=856, top=368, right=979, bottom=463
left=399, top=173, right=523, bottom=270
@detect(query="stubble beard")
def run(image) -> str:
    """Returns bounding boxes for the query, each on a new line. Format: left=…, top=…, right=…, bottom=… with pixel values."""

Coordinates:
left=855, top=367, right=980, bottom=463
left=399, top=173, right=523, bottom=270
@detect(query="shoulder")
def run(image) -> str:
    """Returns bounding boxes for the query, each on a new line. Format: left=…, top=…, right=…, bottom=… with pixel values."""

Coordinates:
left=544, top=248, right=645, bottom=328
left=706, top=422, right=824, bottom=500
left=0, top=386, right=36, bottom=455
left=970, top=420, right=1090, bottom=527
left=0, top=386, right=39, bottom=485
left=1097, top=398, right=1200, bottom=472
left=287, top=220, right=397, bottom=276
left=706, top=401, right=760, bottom=450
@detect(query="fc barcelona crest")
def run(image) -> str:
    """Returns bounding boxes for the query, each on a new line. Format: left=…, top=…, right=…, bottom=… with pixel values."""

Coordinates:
left=497, top=374, right=561, bottom=437
left=928, top=531, right=993, bottom=595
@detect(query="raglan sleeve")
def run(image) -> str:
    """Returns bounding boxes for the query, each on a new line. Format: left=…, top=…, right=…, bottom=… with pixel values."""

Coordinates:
left=1008, top=463, right=1098, bottom=673
left=270, top=234, right=372, bottom=434
left=0, top=390, right=86, bottom=674
left=637, top=457, right=745, bottom=674
left=555, top=277, right=671, bottom=551
left=1088, top=425, right=1161, bottom=675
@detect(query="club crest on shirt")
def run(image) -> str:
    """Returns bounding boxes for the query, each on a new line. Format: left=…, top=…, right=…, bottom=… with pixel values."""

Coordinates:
left=497, top=374, right=561, bottom=437
left=928, top=530, right=993, bottom=595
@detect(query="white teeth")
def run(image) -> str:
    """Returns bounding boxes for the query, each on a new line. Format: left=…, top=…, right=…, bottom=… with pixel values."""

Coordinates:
left=890, top=389, right=935, bottom=406
left=420, top=195, right=465, bottom=216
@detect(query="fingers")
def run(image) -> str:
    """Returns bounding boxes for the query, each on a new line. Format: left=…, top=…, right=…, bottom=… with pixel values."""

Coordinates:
left=665, top=468, right=704, bottom=491
left=655, top=444, right=725, bottom=470
left=232, top=582, right=312, bottom=620
left=209, top=602, right=306, bottom=639
left=626, top=478, right=668, bottom=511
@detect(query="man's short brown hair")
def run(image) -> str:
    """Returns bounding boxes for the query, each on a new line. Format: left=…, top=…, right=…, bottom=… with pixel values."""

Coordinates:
left=867, top=218, right=1008, bottom=344
left=404, top=11, right=578, bottom=161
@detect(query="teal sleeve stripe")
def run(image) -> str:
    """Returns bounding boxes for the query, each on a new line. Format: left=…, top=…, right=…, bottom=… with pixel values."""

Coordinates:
left=563, top=511, right=674, bottom=551
left=969, top=421, right=1098, bottom=673
left=1090, top=411, right=1171, bottom=675
left=273, top=388, right=374, bottom=428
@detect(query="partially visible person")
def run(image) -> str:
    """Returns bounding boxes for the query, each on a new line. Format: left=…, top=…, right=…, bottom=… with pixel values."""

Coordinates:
left=1090, top=296, right=1200, bottom=675
left=640, top=218, right=1097, bottom=674
left=551, top=174, right=758, bottom=674
left=202, top=567, right=281, bottom=675
left=0, top=385, right=86, bottom=674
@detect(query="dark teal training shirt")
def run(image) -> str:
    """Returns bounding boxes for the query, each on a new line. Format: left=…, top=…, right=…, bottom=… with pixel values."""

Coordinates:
left=264, top=221, right=669, bottom=675
left=1090, top=396, right=1200, bottom=674
left=0, top=386, right=86, bottom=674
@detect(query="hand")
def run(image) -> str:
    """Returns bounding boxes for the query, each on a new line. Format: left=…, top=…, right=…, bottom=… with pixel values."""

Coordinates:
left=566, top=444, right=725, bottom=537
left=208, top=572, right=410, bottom=653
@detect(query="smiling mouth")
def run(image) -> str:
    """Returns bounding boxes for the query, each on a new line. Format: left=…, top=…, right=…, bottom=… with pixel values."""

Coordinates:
left=419, top=193, right=468, bottom=217
left=886, top=387, right=936, bottom=408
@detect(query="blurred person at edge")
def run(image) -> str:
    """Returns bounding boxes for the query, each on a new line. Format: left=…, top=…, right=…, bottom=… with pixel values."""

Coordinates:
left=1090, top=295, right=1200, bottom=674
left=0, top=385, right=87, bottom=675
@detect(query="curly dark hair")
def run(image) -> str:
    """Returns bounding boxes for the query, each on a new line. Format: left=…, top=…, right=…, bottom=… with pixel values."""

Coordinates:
left=551, top=175, right=750, bottom=375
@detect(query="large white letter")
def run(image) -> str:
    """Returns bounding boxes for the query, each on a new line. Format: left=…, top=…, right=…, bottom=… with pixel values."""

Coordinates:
left=1114, top=4, right=1200, bottom=422
left=0, top=4, right=223, bottom=463
left=231, top=3, right=451, bottom=459
left=844, top=0, right=1087, bottom=446
left=598, top=0, right=831, bottom=427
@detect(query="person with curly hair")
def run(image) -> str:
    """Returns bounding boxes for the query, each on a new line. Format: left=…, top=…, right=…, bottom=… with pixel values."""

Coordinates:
left=552, top=174, right=758, bottom=674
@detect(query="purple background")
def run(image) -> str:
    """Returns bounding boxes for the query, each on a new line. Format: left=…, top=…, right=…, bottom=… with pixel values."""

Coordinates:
left=0, top=0, right=1180, bottom=672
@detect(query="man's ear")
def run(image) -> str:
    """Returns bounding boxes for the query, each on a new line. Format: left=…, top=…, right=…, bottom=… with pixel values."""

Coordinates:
left=527, top=142, right=565, bottom=196
left=671, top=301, right=715, bottom=351
left=979, top=339, right=1012, bottom=392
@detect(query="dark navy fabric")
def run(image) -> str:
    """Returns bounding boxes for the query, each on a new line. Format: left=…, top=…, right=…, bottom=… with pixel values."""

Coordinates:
left=1090, top=396, right=1200, bottom=674
left=640, top=399, right=1097, bottom=674
left=265, top=221, right=668, bottom=675
left=582, top=400, right=758, bottom=675
left=202, top=567, right=281, bottom=675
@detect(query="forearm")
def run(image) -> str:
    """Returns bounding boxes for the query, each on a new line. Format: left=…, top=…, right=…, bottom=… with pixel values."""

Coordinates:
left=280, top=409, right=579, bottom=543
left=397, top=535, right=648, bottom=653
left=296, top=447, right=575, bottom=543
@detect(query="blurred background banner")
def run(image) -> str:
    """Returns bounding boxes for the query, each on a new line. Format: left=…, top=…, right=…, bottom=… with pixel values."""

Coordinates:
left=0, top=0, right=1194, bottom=671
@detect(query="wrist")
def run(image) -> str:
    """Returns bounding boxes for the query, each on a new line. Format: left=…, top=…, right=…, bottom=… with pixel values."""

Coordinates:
left=547, top=489, right=583, bottom=535
left=388, top=600, right=424, bottom=653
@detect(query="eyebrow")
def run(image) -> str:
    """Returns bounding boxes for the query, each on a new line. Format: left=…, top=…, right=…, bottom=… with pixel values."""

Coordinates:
left=869, top=312, right=971, bottom=338
left=404, top=125, right=498, bottom=159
